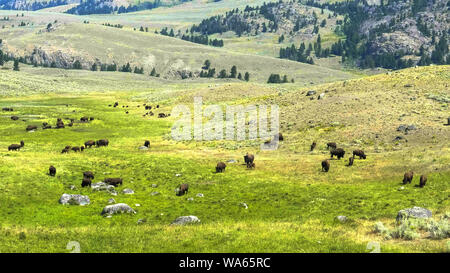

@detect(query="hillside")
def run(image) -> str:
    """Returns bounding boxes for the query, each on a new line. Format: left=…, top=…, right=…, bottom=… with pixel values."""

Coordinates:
left=0, top=65, right=448, bottom=252
left=0, top=20, right=356, bottom=83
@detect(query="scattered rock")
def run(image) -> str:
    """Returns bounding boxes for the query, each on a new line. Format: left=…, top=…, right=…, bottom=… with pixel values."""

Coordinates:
left=151, top=191, right=160, bottom=196
left=101, top=203, right=136, bottom=216
left=122, top=188, right=135, bottom=195
left=187, top=197, right=194, bottom=201
left=138, top=146, right=148, bottom=150
left=135, top=204, right=141, bottom=207
left=196, top=193, right=204, bottom=198
left=59, top=194, right=90, bottom=206
left=396, top=207, right=432, bottom=222
left=151, top=184, right=158, bottom=188
left=240, top=202, right=248, bottom=209
left=137, top=219, right=146, bottom=224
left=318, top=93, right=325, bottom=100
left=91, top=182, right=115, bottom=192
left=108, top=198, right=116, bottom=204
left=171, top=216, right=200, bottom=225
left=175, top=173, right=182, bottom=177
left=227, top=159, right=237, bottom=163
left=306, top=90, right=316, bottom=96
left=336, top=216, right=348, bottom=222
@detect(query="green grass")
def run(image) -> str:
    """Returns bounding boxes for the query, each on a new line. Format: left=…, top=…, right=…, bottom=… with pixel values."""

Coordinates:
left=0, top=65, right=449, bottom=253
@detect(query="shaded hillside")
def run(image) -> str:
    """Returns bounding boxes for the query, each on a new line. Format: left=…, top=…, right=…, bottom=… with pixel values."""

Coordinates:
left=0, top=0, right=74, bottom=10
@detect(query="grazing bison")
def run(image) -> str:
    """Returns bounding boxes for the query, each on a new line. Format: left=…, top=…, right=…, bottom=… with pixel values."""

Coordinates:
left=71, top=146, right=81, bottom=152
left=244, top=153, right=255, bottom=168
left=330, top=148, right=345, bottom=159
left=80, top=146, right=85, bottom=152
left=403, top=171, right=414, bottom=184
left=327, top=142, right=337, bottom=149
left=80, top=117, right=89, bottom=122
left=83, top=171, right=94, bottom=180
left=81, top=178, right=92, bottom=188
left=2, top=107, right=13, bottom=111
left=90, top=117, right=94, bottom=121
left=56, top=121, right=64, bottom=129
left=216, top=162, right=226, bottom=173
left=248, top=162, right=255, bottom=169
left=158, top=113, right=167, bottom=118
left=104, top=178, right=123, bottom=187
left=144, top=140, right=150, bottom=148
left=310, top=142, right=316, bottom=152
left=322, top=159, right=330, bottom=172
left=49, top=166, right=56, bottom=176
left=145, top=105, right=152, bottom=110
left=176, top=184, right=189, bottom=196
left=26, top=125, right=37, bottom=131
left=96, top=139, right=109, bottom=147
left=84, top=140, right=95, bottom=148
left=348, top=157, right=354, bottom=166
left=61, top=148, right=70, bottom=154
left=11, top=116, right=19, bottom=121
left=353, top=149, right=366, bottom=159
left=419, top=174, right=427, bottom=188
left=8, top=141, right=24, bottom=151
left=113, top=102, right=118, bottom=107
left=276, top=133, right=284, bottom=141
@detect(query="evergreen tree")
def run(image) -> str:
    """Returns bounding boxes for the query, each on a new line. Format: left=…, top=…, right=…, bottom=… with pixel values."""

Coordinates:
left=230, top=65, right=237, bottom=78
left=13, top=59, right=19, bottom=71
left=244, top=72, right=250, bottom=82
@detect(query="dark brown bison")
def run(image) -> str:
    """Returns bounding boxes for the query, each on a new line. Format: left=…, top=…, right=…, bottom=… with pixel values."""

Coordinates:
left=49, top=166, right=56, bottom=176
left=84, top=140, right=95, bottom=148
left=113, top=102, right=118, bottom=107
left=330, top=148, right=345, bottom=159
left=144, top=140, right=150, bottom=148
left=68, top=123, right=73, bottom=127
left=145, top=105, right=152, bottom=110
left=80, top=117, right=89, bottom=122
left=64, top=145, right=71, bottom=150
left=248, top=162, right=255, bottom=169
left=419, top=174, right=427, bottom=188
left=61, top=148, right=70, bottom=154
left=83, top=171, right=94, bottom=180
left=71, top=146, right=80, bottom=152
left=11, top=116, right=19, bottom=121
left=8, top=141, right=24, bottom=151
left=353, top=149, right=366, bottom=159
left=216, top=162, right=226, bottom=173
left=244, top=153, right=255, bottom=168
left=176, top=184, right=189, bottom=196
left=348, top=157, right=354, bottom=166
left=327, top=142, right=337, bottom=149
left=158, top=113, right=167, bottom=118
left=89, top=117, right=94, bottom=121
left=80, top=146, right=84, bottom=152
left=2, top=107, right=13, bottom=111
left=56, top=121, right=64, bottom=129
left=26, top=125, right=37, bottom=131
left=310, top=142, right=316, bottom=151
left=104, top=178, right=123, bottom=187
left=81, top=178, right=92, bottom=188
left=276, top=133, right=284, bottom=141
left=322, top=159, right=330, bottom=172
left=403, top=171, right=414, bottom=184
left=96, top=139, right=109, bottom=147
left=156, top=105, right=160, bottom=108
left=42, top=122, right=52, bottom=129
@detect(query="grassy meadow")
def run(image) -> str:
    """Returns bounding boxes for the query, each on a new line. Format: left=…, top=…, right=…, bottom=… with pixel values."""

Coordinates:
left=0, top=65, right=448, bottom=252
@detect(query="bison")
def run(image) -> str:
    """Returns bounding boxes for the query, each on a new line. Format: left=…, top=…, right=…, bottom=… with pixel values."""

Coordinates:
left=96, top=139, right=109, bottom=147
left=61, top=148, right=70, bottom=154
left=216, top=162, right=226, bottom=173
left=71, top=146, right=81, bottom=152
left=104, top=178, right=123, bottom=187
left=176, top=184, right=189, bottom=196
left=144, top=140, right=150, bottom=148
left=310, top=142, right=316, bottom=152
left=403, top=171, right=414, bottom=184
left=49, top=166, right=56, bottom=176
left=419, top=174, right=427, bottom=188
left=8, top=141, right=24, bottom=151
left=80, top=117, right=89, bottom=123
left=353, top=149, right=366, bottom=159
left=81, top=178, right=92, bottom=188
left=327, top=142, right=337, bottom=149
left=11, top=116, right=19, bottom=121
left=26, top=125, right=37, bottom=131
left=83, top=171, right=94, bottom=180
left=330, top=148, right=345, bottom=159
left=56, top=121, right=64, bottom=129
left=158, top=113, right=167, bottom=118
left=2, top=107, right=13, bottom=111
left=84, top=140, right=95, bottom=148
left=322, top=159, right=330, bottom=172
left=348, top=157, right=354, bottom=166
left=244, top=153, right=255, bottom=168
left=276, top=133, right=284, bottom=141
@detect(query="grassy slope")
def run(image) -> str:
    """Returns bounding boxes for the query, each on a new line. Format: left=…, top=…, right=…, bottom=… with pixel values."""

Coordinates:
left=0, top=65, right=448, bottom=252
left=0, top=23, right=355, bottom=83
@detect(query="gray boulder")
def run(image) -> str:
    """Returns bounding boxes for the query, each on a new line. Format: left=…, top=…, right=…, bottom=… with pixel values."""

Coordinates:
left=122, top=188, right=135, bottom=195
left=171, top=216, right=200, bottom=225
left=138, top=146, right=148, bottom=150
left=101, top=203, right=136, bottom=216
left=318, top=93, right=325, bottom=100
left=336, top=216, right=348, bottom=222
left=91, top=182, right=115, bottom=192
left=396, top=207, right=432, bottom=222
left=306, top=90, right=316, bottom=96
left=151, top=191, right=160, bottom=196
left=59, top=194, right=90, bottom=206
